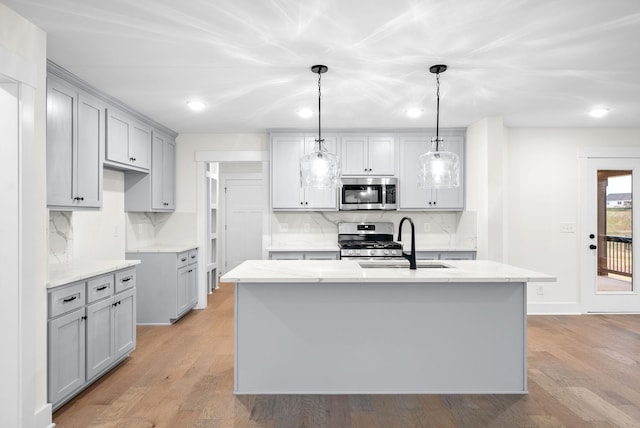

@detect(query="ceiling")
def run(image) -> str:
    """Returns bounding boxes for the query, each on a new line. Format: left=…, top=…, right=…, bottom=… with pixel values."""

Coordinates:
left=5, top=0, right=640, bottom=133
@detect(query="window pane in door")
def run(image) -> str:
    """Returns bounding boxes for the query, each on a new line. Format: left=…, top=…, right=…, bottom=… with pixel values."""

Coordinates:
left=597, top=170, right=632, bottom=292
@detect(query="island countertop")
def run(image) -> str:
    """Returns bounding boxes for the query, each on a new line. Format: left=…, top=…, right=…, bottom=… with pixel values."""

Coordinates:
left=221, top=259, right=555, bottom=283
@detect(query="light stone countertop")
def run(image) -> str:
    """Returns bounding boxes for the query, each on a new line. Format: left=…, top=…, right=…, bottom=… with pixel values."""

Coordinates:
left=126, top=244, right=199, bottom=253
left=220, top=259, right=555, bottom=284
left=48, top=259, right=141, bottom=289
left=266, top=245, right=476, bottom=252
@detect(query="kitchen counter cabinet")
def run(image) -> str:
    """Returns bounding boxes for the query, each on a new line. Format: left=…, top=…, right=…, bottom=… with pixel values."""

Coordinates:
left=128, top=248, right=198, bottom=324
left=398, top=131, right=465, bottom=210
left=269, top=250, right=338, bottom=260
left=46, top=75, right=104, bottom=209
left=48, top=266, right=137, bottom=410
left=271, top=134, right=338, bottom=210
left=222, top=260, right=554, bottom=394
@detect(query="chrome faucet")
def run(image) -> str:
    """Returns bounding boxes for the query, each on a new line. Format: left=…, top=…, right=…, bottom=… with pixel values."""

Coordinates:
left=397, top=217, right=417, bottom=270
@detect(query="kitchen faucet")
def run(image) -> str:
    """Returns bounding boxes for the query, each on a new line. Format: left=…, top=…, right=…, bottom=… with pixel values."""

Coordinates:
left=397, top=217, right=417, bottom=270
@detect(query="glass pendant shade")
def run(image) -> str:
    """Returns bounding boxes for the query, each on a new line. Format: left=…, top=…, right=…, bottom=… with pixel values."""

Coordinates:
left=300, top=140, right=341, bottom=188
left=418, top=137, right=460, bottom=188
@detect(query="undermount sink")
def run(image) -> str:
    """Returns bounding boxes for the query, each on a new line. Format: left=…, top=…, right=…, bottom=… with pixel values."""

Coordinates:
left=358, top=261, right=452, bottom=269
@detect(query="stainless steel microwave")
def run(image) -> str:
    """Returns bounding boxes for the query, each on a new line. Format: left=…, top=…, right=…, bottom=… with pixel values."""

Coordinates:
left=339, top=177, right=397, bottom=210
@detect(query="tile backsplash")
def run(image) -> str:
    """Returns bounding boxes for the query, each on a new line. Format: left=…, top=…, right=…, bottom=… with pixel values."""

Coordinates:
left=49, top=211, right=73, bottom=264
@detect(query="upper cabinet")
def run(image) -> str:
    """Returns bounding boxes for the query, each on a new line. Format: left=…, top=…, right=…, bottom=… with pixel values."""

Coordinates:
left=340, top=135, right=395, bottom=176
left=398, top=131, right=465, bottom=211
left=105, top=108, right=151, bottom=172
left=47, top=76, right=103, bottom=210
left=124, top=130, right=176, bottom=212
left=271, top=134, right=338, bottom=210
left=46, top=62, right=177, bottom=211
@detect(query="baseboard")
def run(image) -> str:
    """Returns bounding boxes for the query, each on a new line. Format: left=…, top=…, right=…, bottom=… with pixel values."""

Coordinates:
left=527, top=302, right=582, bottom=315
left=34, top=403, right=53, bottom=428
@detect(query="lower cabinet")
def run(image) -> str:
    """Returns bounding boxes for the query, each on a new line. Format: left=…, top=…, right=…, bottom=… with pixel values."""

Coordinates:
left=269, top=250, right=339, bottom=260
left=127, top=248, right=198, bottom=324
left=48, top=266, right=137, bottom=410
left=416, top=251, right=476, bottom=260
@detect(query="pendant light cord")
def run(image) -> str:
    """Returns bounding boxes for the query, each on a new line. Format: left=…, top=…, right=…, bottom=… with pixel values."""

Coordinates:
left=317, top=71, right=323, bottom=146
left=435, top=71, right=440, bottom=151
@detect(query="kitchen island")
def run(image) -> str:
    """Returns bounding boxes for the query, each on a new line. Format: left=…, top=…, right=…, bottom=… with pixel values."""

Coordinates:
left=221, top=259, right=554, bottom=395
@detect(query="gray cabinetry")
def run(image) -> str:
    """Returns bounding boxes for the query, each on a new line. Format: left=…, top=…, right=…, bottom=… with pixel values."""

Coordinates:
left=340, top=134, right=395, bottom=176
left=47, top=267, right=137, bottom=410
left=269, top=250, right=339, bottom=260
left=105, top=108, right=151, bottom=172
left=46, top=76, right=104, bottom=209
left=271, top=134, right=338, bottom=210
left=416, top=251, right=476, bottom=260
left=398, top=131, right=465, bottom=210
left=124, top=130, right=176, bottom=212
left=129, top=248, right=198, bottom=324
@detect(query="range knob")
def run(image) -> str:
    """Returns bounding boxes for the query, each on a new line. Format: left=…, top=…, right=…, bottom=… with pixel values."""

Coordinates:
left=369, top=249, right=375, bottom=256
left=390, top=250, right=397, bottom=256
left=348, top=250, right=355, bottom=255
left=383, top=249, right=389, bottom=255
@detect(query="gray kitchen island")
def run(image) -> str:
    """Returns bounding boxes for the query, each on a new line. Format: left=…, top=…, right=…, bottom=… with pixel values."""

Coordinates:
left=221, top=259, right=554, bottom=395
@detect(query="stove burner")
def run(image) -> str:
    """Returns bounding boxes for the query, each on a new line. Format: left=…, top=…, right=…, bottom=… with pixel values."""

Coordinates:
left=339, top=240, right=402, bottom=250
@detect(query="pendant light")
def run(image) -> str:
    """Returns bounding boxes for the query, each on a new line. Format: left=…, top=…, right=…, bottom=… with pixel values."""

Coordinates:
left=418, top=64, right=460, bottom=189
left=300, top=65, right=341, bottom=189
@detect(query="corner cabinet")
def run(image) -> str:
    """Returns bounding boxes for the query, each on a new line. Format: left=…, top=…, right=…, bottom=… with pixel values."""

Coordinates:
left=105, top=108, right=151, bottom=172
left=340, top=134, right=395, bottom=176
left=46, top=76, right=104, bottom=209
left=271, top=134, right=338, bottom=211
left=127, top=248, right=198, bottom=324
left=398, top=131, right=465, bottom=210
left=124, top=130, right=176, bottom=211
left=48, top=266, right=137, bottom=411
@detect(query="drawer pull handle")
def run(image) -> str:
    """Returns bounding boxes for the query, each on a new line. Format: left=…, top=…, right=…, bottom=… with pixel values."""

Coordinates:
left=63, top=296, right=77, bottom=303
left=187, top=269, right=193, bottom=273
left=121, top=276, right=132, bottom=283
left=96, top=285, right=108, bottom=291
left=181, top=258, right=187, bottom=262
left=191, top=255, right=196, bottom=259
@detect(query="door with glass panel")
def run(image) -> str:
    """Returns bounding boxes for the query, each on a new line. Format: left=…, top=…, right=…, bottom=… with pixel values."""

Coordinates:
left=582, top=158, right=640, bottom=312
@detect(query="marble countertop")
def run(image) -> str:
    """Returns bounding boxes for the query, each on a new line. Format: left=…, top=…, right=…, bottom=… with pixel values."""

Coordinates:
left=48, top=259, right=141, bottom=289
left=220, top=259, right=555, bottom=284
left=266, top=245, right=476, bottom=252
left=126, top=244, right=199, bottom=253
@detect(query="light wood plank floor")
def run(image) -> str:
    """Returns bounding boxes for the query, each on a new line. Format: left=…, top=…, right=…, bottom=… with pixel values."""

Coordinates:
left=53, top=283, right=640, bottom=428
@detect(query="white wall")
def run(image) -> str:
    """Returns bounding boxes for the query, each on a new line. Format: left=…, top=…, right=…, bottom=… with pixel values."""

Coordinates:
left=0, top=3, right=50, bottom=427
left=505, top=128, right=640, bottom=312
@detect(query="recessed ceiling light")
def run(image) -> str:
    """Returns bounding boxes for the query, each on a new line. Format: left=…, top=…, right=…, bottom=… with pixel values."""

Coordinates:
left=186, top=100, right=206, bottom=111
left=589, top=107, right=610, bottom=118
left=297, top=108, right=313, bottom=118
left=406, top=108, right=423, bottom=118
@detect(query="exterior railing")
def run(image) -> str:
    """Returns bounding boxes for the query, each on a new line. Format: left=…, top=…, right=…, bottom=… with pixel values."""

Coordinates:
left=605, top=235, right=632, bottom=277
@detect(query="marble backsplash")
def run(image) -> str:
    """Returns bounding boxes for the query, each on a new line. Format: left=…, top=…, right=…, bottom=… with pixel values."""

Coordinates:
left=49, top=211, right=73, bottom=264
left=126, top=211, right=198, bottom=249
left=270, top=210, right=477, bottom=250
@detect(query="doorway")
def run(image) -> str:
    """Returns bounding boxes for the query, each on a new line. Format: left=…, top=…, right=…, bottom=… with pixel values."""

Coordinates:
left=582, top=157, right=640, bottom=312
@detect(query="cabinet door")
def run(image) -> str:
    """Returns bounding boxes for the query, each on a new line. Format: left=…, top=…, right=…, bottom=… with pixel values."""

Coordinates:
left=106, top=109, right=131, bottom=165
left=187, top=263, right=198, bottom=308
left=269, top=252, right=304, bottom=260
left=48, top=308, right=86, bottom=405
left=304, top=252, right=339, bottom=260
left=177, top=266, right=192, bottom=316
left=398, top=136, right=430, bottom=209
left=304, top=135, right=338, bottom=209
left=368, top=136, right=395, bottom=175
left=162, top=138, right=176, bottom=210
left=130, top=121, right=151, bottom=170
left=114, top=288, right=136, bottom=359
left=46, top=78, right=76, bottom=207
left=340, top=135, right=368, bottom=175
left=430, top=135, right=465, bottom=210
left=86, top=297, right=114, bottom=380
left=271, top=135, right=304, bottom=209
left=76, top=92, right=104, bottom=208
left=151, top=132, right=175, bottom=210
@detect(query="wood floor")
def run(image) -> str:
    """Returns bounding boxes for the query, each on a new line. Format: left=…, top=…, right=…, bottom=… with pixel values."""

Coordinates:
left=53, top=283, right=640, bottom=428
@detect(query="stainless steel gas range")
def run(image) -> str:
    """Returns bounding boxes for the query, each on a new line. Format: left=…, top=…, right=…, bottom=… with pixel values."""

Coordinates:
left=338, top=222, right=403, bottom=260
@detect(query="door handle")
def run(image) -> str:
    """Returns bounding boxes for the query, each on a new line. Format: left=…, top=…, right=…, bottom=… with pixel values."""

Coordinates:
left=589, top=244, right=597, bottom=250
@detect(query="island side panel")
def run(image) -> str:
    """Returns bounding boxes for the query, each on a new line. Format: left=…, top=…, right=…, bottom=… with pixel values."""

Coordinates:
left=234, top=281, right=527, bottom=394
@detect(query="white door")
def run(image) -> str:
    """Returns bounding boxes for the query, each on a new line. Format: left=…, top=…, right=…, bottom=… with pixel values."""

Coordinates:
left=582, top=157, right=640, bottom=312
left=224, top=179, right=265, bottom=272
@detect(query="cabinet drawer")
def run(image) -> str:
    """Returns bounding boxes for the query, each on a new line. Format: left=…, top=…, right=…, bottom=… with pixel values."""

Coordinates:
left=177, top=251, right=190, bottom=269
left=86, top=273, right=114, bottom=303
left=49, top=282, right=85, bottom=318
left=115, top=268, right=136, bottom=293
left=188, top=249, right=198, bottom=265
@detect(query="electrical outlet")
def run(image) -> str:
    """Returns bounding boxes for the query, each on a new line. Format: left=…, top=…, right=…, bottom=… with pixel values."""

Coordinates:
left=303, top=223, right=310, bottom=233
left=536, top=285, right=544, bottom=295
left=423, top=223, right=430, bottom=233
left=279, top=223, right=288, bottom=233
left=113, top=225, right=119, bottom=238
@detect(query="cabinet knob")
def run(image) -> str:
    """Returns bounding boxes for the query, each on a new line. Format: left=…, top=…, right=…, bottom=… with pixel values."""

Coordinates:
left=589, top=244, right=597, bottom=250
left=589, top=234, right=595, bottom=239
left=305, top=202, right=308, bottom=205
left=300, top=202, right=303, bottom=205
